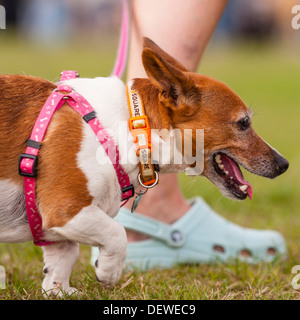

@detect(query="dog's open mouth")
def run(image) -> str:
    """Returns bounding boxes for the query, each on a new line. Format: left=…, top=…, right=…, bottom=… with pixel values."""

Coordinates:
left=213, top=153, right=253, bottom=200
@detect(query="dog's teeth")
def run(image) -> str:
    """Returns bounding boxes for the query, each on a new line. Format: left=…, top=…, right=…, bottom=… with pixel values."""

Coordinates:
left=215, top=154, right=222, bottom=164
left=219, top=164, right=224, bottom=170
left=224, top=171, right=229, bottom=175
left=239, top=185, right=248, bottom=193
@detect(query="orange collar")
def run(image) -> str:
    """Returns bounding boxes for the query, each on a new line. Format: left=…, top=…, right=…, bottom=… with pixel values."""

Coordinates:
left=126, top=81, right=159, bottom=188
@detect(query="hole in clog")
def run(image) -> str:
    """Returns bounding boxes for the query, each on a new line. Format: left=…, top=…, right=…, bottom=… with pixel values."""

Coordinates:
left=213, top=245, right=225, bottom=253
left=267, top=247, right=277, bottom=255
left=239, top=249, right=252, bottom=258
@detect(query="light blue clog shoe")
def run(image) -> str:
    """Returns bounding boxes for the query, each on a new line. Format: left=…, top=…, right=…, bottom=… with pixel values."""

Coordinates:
left=91, top=197, right=286, bottom=271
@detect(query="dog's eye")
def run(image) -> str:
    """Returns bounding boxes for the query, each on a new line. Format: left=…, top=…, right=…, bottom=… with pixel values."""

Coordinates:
left=237, top=117, right=250, bottom=130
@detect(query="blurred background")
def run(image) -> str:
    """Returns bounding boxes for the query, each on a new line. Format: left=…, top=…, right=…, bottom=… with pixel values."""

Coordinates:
left=0, top=0, right=299, bottom=272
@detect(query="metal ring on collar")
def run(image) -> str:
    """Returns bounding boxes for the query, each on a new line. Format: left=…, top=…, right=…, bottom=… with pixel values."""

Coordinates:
left=138, top=171, right=159, bottom=189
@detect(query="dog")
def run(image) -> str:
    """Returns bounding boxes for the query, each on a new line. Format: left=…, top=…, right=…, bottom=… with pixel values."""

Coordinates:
left=0, top=38, right=289, bottom=295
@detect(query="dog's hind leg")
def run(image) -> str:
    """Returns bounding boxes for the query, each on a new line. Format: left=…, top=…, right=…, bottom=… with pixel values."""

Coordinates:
left=49, top=204, right=127, bottom=287
left=42, top=240, right=79, bottom=297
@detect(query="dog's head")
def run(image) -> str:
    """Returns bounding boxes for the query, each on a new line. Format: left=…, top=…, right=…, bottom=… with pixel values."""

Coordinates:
left=141, top=37, right=289, bottom=200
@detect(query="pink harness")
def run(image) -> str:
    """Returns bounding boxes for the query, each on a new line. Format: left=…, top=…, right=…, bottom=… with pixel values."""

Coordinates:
left=111, top=0, right=129, bottom=78
left=19, top=71, right=134, bottom=246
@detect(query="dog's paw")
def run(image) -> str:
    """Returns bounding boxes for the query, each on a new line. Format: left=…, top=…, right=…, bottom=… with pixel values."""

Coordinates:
left=42, top=282, right=79, bottom=298
left=95, top=259, right=123, bottom=287
left=95, top=267, right=122, bottom=287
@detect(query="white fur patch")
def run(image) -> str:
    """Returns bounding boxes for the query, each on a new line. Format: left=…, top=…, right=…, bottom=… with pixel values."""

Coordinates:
left=0, top=179, right=32, bottom=243
left=64, top=76, right=139, bottom=217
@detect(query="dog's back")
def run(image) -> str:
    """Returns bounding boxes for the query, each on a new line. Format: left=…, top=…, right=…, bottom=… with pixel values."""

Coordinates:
left=0, top=75, right=55, bottom=182
left=0, top=75, right=55, bottom=242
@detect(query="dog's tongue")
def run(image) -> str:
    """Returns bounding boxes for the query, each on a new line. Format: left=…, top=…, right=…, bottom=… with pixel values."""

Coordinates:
left=220, top=154, right=253, bottom=200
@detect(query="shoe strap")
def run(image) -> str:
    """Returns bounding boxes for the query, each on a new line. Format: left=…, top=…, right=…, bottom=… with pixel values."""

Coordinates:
left=115, top=209, right=185, bottom=248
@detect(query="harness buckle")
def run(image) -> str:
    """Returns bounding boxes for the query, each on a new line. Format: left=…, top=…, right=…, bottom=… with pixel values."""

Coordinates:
left=19, top=154, right=38, bottom=178
left=121, top=184, right=135, bottom=201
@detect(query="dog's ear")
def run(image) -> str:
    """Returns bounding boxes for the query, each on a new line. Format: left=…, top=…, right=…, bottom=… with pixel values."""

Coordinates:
left=143, top=37, right=189, bottom=72
left=142, top=39, right=199, bottom=108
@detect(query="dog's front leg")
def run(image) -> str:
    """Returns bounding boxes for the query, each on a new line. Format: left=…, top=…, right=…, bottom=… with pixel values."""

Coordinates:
left=42, top=240, right=79, bottom=297
left=50, top=204, right=127, bottom=287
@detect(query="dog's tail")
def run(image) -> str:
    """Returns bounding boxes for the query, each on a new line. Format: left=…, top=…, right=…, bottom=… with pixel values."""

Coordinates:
left=111, top=0, right=130, bottom=79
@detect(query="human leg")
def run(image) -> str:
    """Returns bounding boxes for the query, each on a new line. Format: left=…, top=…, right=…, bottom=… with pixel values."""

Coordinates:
left=125, top=0, right=228, bottom=242
left=91, top=0, right=286, bottom=269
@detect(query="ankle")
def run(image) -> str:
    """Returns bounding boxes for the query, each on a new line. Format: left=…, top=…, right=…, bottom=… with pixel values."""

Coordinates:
left=124, top=174, right=191, bottom=242
left=126, top=229, right=150, bottom=242
left=125, top=192, right=191, bottom=242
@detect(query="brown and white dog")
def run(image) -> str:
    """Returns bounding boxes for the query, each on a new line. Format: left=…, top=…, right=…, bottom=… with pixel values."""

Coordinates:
left=0, top=38, right=288, bottom=295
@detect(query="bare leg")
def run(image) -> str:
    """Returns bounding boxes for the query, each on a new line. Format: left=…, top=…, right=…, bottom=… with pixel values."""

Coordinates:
left=126, top=0, right=228, bottom=241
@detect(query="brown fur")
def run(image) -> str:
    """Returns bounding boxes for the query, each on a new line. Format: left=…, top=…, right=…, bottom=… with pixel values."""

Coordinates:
left=0, top=75, right=92, bottom=229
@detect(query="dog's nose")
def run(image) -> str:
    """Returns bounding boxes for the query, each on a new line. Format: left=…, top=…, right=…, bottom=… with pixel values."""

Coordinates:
left=275, top=154, right=289, bottom=175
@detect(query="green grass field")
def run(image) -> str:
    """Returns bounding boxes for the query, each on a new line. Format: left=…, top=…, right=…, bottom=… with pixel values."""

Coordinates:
left=0, top=33, right=300, bottom=300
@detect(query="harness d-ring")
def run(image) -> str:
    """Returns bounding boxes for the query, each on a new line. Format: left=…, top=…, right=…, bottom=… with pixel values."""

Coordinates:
left=137, top=171, right=159, bottom=189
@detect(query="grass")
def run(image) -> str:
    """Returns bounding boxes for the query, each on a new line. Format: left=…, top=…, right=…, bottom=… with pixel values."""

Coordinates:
left=0, top=33, right=300, bottom=300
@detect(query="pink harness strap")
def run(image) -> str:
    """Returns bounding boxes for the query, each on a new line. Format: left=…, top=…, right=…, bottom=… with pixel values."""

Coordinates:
left=19, top=71, right=134, bottom=246
left=111, top=0, right=129, bottom=78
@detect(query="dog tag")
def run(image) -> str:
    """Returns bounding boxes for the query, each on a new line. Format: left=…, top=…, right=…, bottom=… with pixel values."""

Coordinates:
left=131, top=189, right=147, bottom=213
